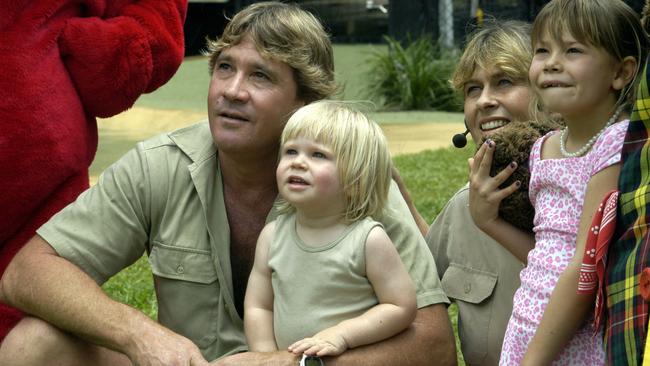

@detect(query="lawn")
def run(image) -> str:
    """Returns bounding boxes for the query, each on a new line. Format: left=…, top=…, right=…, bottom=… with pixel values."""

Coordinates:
left=97, top=43, right=471, bottom=364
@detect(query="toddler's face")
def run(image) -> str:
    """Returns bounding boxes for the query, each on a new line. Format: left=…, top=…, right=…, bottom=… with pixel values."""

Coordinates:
left=276, top=138, right=346, bottom=216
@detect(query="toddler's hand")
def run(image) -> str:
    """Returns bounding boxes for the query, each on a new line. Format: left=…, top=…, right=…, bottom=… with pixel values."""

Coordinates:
left=288, top=331, right=348, bottom=357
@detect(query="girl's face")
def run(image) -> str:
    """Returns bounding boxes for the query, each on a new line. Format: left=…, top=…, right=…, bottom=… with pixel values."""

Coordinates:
left=276, top=137, right=346, bottom=216
left=463, top=66, right=533, bottom=144
left=529, top=30, right=621, bottom=121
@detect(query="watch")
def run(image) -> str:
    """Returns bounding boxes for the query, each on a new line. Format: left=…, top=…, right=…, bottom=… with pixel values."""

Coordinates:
left=299, top=354, right=324, bottom=366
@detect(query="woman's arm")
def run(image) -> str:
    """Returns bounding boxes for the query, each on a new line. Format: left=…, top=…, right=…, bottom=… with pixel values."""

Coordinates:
left=243, top=223, right=278, bottom=352
left=469, top=140, right=535, bottom=262
left=288, top=226, right=417, bottom=357
left=522, top=163, right=620, bottom=364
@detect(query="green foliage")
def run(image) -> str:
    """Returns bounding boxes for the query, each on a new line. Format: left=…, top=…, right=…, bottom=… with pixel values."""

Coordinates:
left=365, top=35, right=463, bottom=112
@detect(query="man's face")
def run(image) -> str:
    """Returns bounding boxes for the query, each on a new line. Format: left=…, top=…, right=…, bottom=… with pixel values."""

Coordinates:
left=463, top=66, right=532, bottom=144
left=207, top=36, right=305, bottom=158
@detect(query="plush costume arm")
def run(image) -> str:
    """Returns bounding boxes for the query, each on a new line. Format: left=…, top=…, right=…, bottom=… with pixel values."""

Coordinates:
left=58, top=0, right=187, bottom=118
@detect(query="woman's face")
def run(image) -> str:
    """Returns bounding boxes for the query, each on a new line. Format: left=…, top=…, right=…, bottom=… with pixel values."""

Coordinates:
left=463, top=66, right=533, bottom=144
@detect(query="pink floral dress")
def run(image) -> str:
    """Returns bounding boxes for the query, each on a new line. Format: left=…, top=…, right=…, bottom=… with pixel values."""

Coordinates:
left=499, top=121, right=628, bottom=365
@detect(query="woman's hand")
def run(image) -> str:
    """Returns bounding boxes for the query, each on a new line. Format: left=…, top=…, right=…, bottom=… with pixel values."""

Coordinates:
left=468, top=139, right=520, bottom=232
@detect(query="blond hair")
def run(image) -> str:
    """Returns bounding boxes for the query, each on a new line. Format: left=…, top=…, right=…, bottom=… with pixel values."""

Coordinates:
left=205, top=1, right=338, bottom=103
left=532, top=0, right=649, bottom=109
left=277, top=101, right=392, bottom=223
left=451, top=20, right=532, bottom=92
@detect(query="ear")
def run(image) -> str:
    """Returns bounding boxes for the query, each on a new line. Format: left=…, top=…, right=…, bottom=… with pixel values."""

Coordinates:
left=612, top=56, right=638, bottom=91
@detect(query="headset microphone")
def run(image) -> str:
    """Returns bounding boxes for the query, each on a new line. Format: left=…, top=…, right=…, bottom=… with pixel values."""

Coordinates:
left=452, top=129, right=469, bottom=148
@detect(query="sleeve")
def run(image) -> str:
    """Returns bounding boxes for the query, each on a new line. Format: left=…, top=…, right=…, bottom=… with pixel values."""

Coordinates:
left=378, top=181, right=450, bottom=308
left=425, top=192, right=460, bottom=281
left=58, top=0, right=188, bottom=118
left=590, top=121, right=629, bottom=175
left=37, top=144, right=152, bottom=284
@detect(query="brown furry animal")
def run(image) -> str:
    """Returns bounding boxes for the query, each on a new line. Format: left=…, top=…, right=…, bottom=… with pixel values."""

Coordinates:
left=479, top=119, right=562, bottom=232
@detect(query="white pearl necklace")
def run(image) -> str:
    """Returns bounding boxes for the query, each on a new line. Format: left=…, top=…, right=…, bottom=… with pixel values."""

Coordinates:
left=559, top=105, right=623, bottom=158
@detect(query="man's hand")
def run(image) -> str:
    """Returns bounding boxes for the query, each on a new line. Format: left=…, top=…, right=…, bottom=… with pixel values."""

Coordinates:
left=210, top=350, right=299, bottom=366
left=123, top=318, right=210, bottom=366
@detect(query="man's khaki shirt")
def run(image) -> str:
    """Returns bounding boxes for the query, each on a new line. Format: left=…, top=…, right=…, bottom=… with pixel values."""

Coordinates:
left=38, top=120, right=449, bottom=361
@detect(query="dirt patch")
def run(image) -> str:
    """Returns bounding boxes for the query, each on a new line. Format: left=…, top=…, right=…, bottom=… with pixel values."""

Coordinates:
left=93, top=107, right=459, bottom=183
left=99, top=107, right=459, bottom=152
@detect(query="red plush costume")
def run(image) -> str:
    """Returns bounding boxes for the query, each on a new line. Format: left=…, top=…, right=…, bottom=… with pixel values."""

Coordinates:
left=0, top=0, right=187, bottom=339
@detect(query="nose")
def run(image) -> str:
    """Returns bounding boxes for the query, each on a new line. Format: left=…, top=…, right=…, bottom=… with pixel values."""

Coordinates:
left=223, top=73, right=249, bottom=102
left=476, top=86, right=498, bottom=110
left=290, top=154, right=307, bottom=169
left=543, top=52, right=561, bottom=72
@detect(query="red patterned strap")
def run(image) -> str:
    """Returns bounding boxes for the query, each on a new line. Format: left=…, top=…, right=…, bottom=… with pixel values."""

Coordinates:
left=578, top=190, right=618, bottom=331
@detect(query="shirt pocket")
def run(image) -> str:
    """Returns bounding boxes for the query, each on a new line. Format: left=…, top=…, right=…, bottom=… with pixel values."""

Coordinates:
left=149, top=242, right=221, bottom=348
left=441, top=263, right=498, bottom=365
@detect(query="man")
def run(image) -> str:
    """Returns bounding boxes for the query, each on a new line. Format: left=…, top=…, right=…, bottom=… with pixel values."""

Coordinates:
left=0, top=2, right=456, bottom=365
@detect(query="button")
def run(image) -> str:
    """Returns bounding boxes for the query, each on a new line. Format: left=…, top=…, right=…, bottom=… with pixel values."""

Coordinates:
left=464, top=282, right=471, bottom=294
left=176, top=264, right=185, bottom=274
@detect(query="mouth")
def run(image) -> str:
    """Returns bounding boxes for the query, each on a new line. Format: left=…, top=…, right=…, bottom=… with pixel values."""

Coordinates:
left=288, top=176, right=309, bottom=185
left=541, top=81, right=569, bottom=88
left=480, top=119, right=510, bottom=132
left=218, top=109, right=249, bottom=122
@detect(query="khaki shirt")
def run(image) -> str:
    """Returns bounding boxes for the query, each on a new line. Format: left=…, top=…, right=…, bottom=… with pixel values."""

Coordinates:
left=38, top=120, right=448, bottom=361
left=427, top=184, right=523, bottom=366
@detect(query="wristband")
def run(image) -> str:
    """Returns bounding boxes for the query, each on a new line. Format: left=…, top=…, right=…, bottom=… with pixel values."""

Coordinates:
left=299, top=354, right=324, bottom=366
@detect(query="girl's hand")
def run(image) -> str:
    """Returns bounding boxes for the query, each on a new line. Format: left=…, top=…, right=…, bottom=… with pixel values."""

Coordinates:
left=288, top=330, right=348, bottom=357
left=468, top=139, right=521, bottom=231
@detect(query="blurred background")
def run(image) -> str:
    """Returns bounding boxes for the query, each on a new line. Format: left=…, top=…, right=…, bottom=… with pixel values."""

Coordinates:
left=183, top=0, right=646, bottom=55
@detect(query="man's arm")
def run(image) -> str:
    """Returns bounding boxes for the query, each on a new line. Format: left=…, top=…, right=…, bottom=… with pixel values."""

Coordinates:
left=0, top=235, right=209, bottom=366
left=213, top=305, right=457, bottom=366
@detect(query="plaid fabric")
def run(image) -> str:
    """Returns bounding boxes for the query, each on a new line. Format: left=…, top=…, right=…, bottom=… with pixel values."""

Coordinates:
left=605, top=59, right=650, bottom=365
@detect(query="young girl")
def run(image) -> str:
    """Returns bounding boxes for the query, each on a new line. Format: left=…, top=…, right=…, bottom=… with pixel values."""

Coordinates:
left=243, top=100, right=417, bottom=360
left=469, top=0, right=647, bottom=364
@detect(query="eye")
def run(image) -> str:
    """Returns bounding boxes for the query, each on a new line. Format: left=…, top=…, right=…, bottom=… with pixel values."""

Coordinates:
left=215, top=62, right=232, bottom=72
left=465, top=85, right=481, bottom=97
left=567, top=47, right=582, bottom=54
left=252, top=71, right=270, bottom=81
left=497, top=78, right=513, bottom=87
left=312, top=151, right=327, bottom=159
left=534, top=47, right=548, bottom=54
left=284, top=148, right=297, bottom=156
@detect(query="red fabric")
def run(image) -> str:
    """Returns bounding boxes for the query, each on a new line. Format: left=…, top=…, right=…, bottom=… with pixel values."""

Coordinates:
left=0, top=0, right=187, bottom=340
left=578, top=190, right=619, bottom=331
